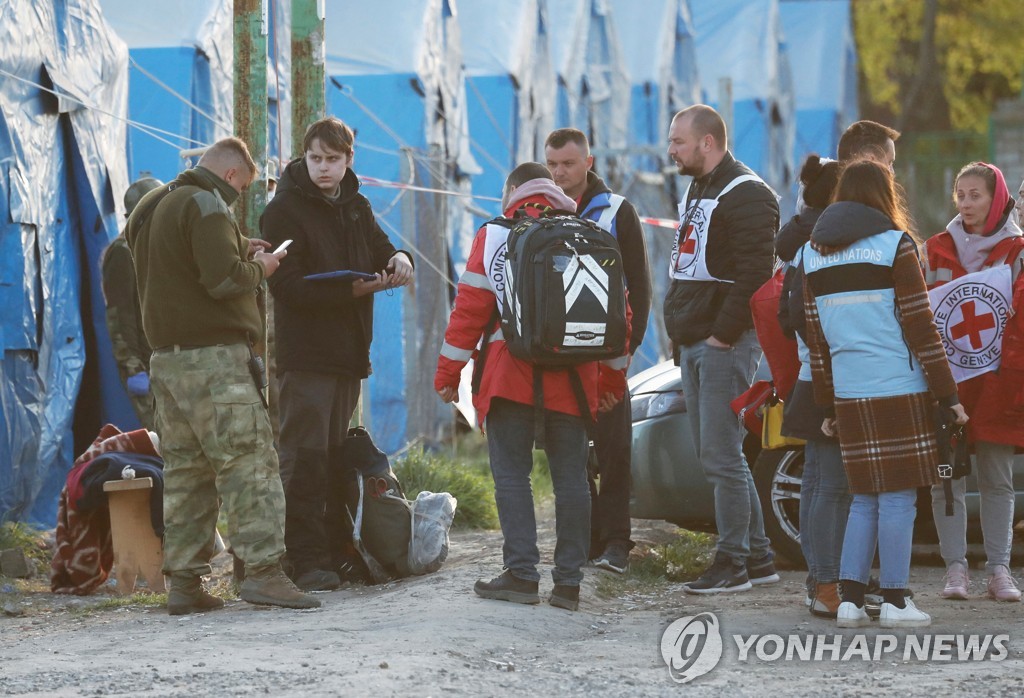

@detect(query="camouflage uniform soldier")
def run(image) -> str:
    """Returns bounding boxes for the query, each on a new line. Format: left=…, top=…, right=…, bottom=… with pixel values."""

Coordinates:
left=126, top=138, right=318, bottom=614
left=102, top=176, right=162, bottom=429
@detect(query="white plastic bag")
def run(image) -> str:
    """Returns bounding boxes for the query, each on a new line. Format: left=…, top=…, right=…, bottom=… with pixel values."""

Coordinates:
left=406, top=491, right=457, bottom=575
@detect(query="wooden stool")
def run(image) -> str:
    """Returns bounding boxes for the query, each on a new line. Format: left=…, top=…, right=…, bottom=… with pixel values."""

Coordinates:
left=103, top=477, right=165, bottom=595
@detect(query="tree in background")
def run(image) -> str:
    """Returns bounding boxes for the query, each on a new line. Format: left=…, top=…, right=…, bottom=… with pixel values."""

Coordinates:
left=854, top=0, right=1023, bottom=133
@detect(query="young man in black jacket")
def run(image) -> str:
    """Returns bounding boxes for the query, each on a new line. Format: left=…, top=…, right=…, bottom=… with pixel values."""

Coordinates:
left=261, top=117, right=414, bottom=591
left=544, top=128, right=652, bottom=573
left=665, top=105, right=780, bottom=593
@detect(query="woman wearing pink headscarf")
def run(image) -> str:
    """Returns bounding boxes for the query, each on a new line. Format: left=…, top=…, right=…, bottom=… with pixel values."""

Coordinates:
left=924, top=162, right=1024, bottom=603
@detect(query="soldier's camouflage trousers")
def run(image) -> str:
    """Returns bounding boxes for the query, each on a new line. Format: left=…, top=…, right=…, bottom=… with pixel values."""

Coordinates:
left=150, top=343, right=285, bottom=576
left=129, top=392, right=156, bottom=431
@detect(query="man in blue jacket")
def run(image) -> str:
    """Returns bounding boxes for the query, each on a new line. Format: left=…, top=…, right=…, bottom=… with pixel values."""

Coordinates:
left=545, top=128, right=652, bottom=573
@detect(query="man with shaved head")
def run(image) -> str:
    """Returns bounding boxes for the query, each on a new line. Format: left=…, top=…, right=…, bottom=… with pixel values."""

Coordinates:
left=665, top=105, right=781, bottom=594
left=128, top=137, right=319, bottom=614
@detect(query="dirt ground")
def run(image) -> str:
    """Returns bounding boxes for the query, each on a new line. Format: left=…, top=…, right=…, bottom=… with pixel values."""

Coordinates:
left=2, top=516, right=1023, bottom=697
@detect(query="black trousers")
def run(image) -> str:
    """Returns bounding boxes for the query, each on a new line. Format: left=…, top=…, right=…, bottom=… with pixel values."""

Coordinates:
left=589, top=391, right=634, bottom=558
left=277, top=370, right=361, bottom=573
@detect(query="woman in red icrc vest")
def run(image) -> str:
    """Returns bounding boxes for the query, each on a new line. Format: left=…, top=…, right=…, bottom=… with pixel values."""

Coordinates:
left=924, top=162, right=1024, bottom=603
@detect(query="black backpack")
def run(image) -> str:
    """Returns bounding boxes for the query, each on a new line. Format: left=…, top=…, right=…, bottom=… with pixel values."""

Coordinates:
left=500, top=214, right=628, bottom=366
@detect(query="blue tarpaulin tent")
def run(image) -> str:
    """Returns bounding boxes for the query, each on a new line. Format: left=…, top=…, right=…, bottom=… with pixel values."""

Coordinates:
left=100, top=0, right=292, bottom=182
left=611, top=0, right=700, bottom=163
left=780, top=0, right=858, bottom=165
left=99, top=0, right=233, bottom=184
left=0, top=0, right=130, bottom=524
left=325, top=0, right=477, bottom=453
left=460, top=0, right=557, bottom=253
left=609, top=0, right=701, bottom=371
left=547, top=0, right=630, bottom=175
left=691, top=0, right=796, bottom=197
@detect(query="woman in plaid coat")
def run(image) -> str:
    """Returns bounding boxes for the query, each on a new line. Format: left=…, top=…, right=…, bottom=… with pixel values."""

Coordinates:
left=802, top=160, right=968, bottom=630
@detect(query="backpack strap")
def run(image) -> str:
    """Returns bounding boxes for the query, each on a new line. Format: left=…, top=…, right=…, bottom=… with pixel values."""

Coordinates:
left=567, top=367, right=595, bottom=439
left=533, top=367, right=546, bottom=448
left=471, top=306, right=502, bottom=396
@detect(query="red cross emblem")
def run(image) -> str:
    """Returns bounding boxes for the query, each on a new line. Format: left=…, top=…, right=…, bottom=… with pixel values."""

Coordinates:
left=950, top=301, right=996, bottom=350
left=680, top=225, right=697, bottom=255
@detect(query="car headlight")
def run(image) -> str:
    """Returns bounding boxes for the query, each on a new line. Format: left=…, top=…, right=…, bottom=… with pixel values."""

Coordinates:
left=630, top=391, right=687, bottom=422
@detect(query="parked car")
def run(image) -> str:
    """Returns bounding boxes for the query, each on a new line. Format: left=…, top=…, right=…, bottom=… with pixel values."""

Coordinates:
left=628, top=360, right=1024, bottom=565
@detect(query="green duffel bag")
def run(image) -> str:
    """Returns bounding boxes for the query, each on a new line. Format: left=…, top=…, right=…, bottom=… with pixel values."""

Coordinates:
left=339, top=427, right=412, bottom=580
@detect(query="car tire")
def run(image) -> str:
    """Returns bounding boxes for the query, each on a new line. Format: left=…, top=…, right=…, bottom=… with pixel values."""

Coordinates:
left=753, top=447, right=805, bottom=568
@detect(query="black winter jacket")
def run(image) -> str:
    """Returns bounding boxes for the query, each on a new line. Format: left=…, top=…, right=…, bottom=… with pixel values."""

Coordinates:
left=260, top=160, right=411, bottom=376
left=663, top=153, right=778, bottom=346
left=578, top=171, right=652, bottom=354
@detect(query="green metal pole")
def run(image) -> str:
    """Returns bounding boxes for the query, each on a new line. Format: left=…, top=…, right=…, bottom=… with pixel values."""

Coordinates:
left=291, top=0, right=326, bottom=158
left=234, top=0, right=268, bottom=238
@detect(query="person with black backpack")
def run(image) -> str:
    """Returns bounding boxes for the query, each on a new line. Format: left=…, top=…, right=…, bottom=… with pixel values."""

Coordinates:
left=545, top=128, right=653, bottom=575
left=435, top=163, right=630, bottom=611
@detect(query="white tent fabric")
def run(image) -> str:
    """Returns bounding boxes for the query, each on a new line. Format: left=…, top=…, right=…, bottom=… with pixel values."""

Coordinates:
left=691, top=0, right=796, bottom=196
left=780, top=0, right=858, bottom=163
left=612, top=0, right=700, bottom=118
left=461, top=0, right=556, bottom=170
left=547, top=0, right=631, bottom=168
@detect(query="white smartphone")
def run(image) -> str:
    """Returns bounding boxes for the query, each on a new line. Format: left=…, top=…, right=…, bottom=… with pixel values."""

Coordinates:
left=273, top=239, right=293, bottom=255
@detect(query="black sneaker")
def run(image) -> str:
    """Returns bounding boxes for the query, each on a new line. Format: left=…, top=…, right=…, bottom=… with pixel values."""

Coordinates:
left=294, top=568, right=341, bottom=592
left=549, top=584, right=580, bottom=611
left=593, top=541, right=631, bottom=574
left=684, top=553, right=752, bottom=594
left=474, top=570, right=540, bottom=605
left=865, top=575, right=913, bottom=604
left=747, top=552, right=781, bottom=586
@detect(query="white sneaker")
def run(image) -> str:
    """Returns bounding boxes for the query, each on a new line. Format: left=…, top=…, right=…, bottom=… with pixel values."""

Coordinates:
left=836, top=602, right=872, bottom=628
left=879, top=598, right=931, bottom=628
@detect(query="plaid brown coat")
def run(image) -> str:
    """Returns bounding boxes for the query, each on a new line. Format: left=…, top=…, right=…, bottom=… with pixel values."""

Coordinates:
left=805, top=237, right=959, bottom=494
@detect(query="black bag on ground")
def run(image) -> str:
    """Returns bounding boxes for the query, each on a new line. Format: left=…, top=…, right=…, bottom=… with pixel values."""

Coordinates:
left=501, top=214, right=628, bottom=367
left=324, top=443, right=369, bottom=582
left=335, top=427, right=412, bottom=580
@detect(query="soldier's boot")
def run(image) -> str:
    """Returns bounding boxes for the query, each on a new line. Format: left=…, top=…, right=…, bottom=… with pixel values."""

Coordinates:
left=167, top=574, right=225, bottom=616
left=240, top=564, right=321, bottom=609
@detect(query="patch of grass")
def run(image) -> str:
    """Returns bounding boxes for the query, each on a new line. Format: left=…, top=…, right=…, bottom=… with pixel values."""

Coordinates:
left=596, top=530, right=715, bottom=597
left=91, top=592, right=167, bottom=610
left=0, top=522, right=50, bottom=575
left=394, top=446, right=499, bottom=530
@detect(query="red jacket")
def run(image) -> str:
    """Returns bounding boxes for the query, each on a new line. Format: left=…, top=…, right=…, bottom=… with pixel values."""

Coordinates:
left=435, top=183, right=629, bottom=425
left=925, top=228, right=1024, bottom=446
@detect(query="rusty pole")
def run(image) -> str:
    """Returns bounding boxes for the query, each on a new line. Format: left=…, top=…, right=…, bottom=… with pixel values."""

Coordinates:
left=290, top=0, right=326, bottom=157
left=233, top=0, right=269, bottom=238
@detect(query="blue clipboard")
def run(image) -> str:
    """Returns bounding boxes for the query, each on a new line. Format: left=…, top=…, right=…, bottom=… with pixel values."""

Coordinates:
left=304, top=270, right=377, bottom=282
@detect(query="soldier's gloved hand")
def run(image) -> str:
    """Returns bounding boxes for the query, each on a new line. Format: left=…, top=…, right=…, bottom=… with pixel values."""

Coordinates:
left=126, top=371, right=150, bottom=396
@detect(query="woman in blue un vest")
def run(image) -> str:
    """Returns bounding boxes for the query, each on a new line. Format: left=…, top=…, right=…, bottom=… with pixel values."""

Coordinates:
left=802, top=160, right=968, bottom=629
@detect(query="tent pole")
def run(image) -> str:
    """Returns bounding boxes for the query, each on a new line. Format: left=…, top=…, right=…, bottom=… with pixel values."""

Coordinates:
left=291, top=0, right=326, bottom=158
left=233, top=0, right=269, bottom=239
left=718, top=77, right=734, bottom=148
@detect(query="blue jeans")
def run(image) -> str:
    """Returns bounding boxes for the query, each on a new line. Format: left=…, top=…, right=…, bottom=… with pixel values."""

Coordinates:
left=485, top=398, right=590, bottom=586
left=799, top=440, right=850, bottom=584
left=678, top=331, right=771, bottom=564
left=840, top=489, right=916, bottom=589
